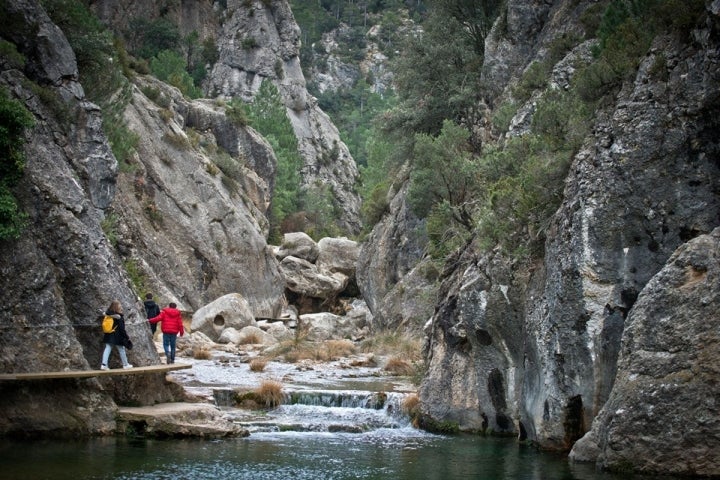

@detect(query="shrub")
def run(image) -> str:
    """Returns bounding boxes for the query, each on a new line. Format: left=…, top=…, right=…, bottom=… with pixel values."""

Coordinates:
left=201, top=37, right=219, bottom=65
left=0, top=39, right=25, bottom=70
left=101, top=212, right=119, bottom=247
left=213, top=151, right=243, bottom=179
left=256, top=380, right=284, bottom=408
left=249, top=358, right=267, bottom=372
left=401, top=393, right=421, bottom=424
left=514, top=61, right=550, bottom=103
left=384, top=356, right=415, bottom=376
left=192, top=347, right=212, bottom=360
left=0, top=87, right=34, bottom=240
left=325, top=339, right=357, bottom=359
left=241, top=36, right=258, bottom=49
left=122, top=258, right=148, bottom=296
left=150, top=50, right=202, bottom=99
left=141, top=86, right=171, bottom=108
left=491, top=100, right=517, bottom=133
left=129, top=17, right=181, bottom=60
left=360, top=181, right=390, bottom=227
left=226, top=98, right=249, bottom=127
left=360, top=330, right=423, bottom=362
left=240, top=332, right=262, bottom=345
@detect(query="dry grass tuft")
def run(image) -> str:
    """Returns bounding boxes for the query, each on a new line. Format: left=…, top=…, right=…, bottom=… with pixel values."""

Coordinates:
left=401, top=393, right=422, bottom=427
left=256, top=380, right=284, bottom=408
left=192, top=346, right=212, bottom=360
left=384, top=356, right=415, bottom=376
left=266, top=337, right=359, bottom=363
left=360, top=330, right=423, bottom=362
left=325, top=339, right=357, bottom=359
left=240, top=332, right=261, bottom=345
left=249, top=358, right=267, bottom=372
left=401, top=393, right=420, bottom=415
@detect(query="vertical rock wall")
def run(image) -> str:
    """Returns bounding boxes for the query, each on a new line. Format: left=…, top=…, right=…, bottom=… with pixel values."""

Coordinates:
left=570, top=228, right=720, bottom=476
left=417, top=2, right=720, bottom=476
left=205, top=0, right=361, bottom=232
left=0, top=0, right=181, bottom=437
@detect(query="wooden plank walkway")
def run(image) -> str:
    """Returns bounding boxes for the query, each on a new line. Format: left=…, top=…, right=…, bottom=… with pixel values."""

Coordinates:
left=0, top=363, right=191, bottom=381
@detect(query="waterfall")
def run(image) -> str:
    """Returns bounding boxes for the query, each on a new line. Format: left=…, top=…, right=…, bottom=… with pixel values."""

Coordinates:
left=217, top=388, right=414, bottom=434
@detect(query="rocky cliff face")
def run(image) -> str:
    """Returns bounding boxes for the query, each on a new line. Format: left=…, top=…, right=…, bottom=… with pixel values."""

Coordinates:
left=570, top=227, right=720, bottom=476
left=357, top=0, right=720, bottom=476
left=0, top=0, right=358, bottom=438
left=90, top=0, right=361, bottom=233
left=111, top=74, right=286, bottom=315
left=0, top=0, right=184, bottom=437
left=204, top=0, right=361, bottom=233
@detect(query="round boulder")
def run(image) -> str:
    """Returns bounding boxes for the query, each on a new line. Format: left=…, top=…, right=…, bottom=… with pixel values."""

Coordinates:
left=191, top=293, right=257, bottom=341
left=316, top=237, right=359, bottom=276
left=276, top=232, right=319, bottom=262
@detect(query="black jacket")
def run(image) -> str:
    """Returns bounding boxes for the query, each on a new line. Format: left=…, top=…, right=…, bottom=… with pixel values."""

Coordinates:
left=102, top=311, right=129, bottom=346
left=144, top=300, right=160, bottom=319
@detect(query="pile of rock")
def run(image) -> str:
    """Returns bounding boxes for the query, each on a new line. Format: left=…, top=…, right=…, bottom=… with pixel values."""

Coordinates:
left=177, top=233, right=372, bottom=354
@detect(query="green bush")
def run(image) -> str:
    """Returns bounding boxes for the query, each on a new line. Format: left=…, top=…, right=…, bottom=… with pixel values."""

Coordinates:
left=360, top=181, right=390, bottom=227
left=491, top=100, right=517, bottom=133
left=0, top=87, right=34, bottom=240
left=0, top=39, right=25, bottom=70
left=128, top=18, right=181, bottom=60
left=214, top=150, right=243, bottom=182
left=300, top=182, right=341, bottom=240
left=426, top=201, right=470, bottom=259
left=474, top=136, right=572, bottom=257
left=226, top=98, right=249, bottom=126
left=532, top=89, right=591, bottom=153
left=408, top=120, right=479, bottom=231
left=245, top=81, right=304, bottom=233
left=150, top=50, right=202, bottom=99
left=514, top=61, right=550, bottom=103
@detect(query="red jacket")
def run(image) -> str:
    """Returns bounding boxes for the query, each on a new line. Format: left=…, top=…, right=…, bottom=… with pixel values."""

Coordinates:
left=149, top=307, right=185, bottom=336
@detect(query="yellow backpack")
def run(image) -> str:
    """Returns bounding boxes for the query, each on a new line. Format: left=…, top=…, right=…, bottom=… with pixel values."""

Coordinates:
left=101, top=315, right=116, bottom=334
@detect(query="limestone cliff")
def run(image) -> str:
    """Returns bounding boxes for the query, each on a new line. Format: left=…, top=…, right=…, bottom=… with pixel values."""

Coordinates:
left=570, top=227, right=720, bottom=476
left=357, top=0, right=720, bottom=476
left=111, top=74, right=286, bottom=315
left=89, top=0, right=361, bottom=232
left=203, top=0, right=361, bottom=233
left=0, top=0, right=183, bottom=437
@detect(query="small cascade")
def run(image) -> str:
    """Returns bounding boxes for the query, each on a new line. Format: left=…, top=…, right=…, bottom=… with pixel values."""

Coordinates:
left=287, top=390, right=395, bottom=409
left=222, top=389, right=414, bottom=434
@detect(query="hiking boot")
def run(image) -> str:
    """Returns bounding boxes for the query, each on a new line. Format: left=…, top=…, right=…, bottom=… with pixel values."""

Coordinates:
left=122, top=364, right=133, bottom=369
left=100, top=364, right=109, bottom=370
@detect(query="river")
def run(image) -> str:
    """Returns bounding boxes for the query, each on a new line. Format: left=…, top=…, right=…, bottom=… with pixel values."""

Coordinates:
left=0, top=353, right=676, bottom=479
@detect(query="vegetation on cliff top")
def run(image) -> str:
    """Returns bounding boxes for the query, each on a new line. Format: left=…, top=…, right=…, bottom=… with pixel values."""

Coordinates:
left=358, top=0, right=707, bottom=260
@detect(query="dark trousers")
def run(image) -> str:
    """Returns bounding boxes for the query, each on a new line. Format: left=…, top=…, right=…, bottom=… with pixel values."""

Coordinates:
left=162, top=333, right=178, bottom=363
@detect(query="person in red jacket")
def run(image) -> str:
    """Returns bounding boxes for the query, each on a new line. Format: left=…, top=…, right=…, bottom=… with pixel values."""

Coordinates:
left=149, top=302, right=184, bottom=364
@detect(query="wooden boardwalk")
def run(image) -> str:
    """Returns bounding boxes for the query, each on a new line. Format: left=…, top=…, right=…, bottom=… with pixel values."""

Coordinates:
left=0, top=363, right=191, bottom=381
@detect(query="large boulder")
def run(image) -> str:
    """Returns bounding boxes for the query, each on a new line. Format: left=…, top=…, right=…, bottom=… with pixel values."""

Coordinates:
left=191, top=294, right=257, bottom=342
left=279, top=256, right=349, bottom=299
left=570, top=228, right=720, bottom=477
left=300, top=312, right=366, bottom=341
left=218, top=325, right=278, bottom=347
left=276, top=232, right=319, bottom=262
left=316, top=237, right=360, bottom=276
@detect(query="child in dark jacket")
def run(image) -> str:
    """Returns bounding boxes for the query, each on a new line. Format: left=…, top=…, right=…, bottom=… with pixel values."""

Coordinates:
left=143, top=293, right=161, bottom=334
left=101, top=300, right=133, bottom=370
left=149, top=302, right=184, bottom=364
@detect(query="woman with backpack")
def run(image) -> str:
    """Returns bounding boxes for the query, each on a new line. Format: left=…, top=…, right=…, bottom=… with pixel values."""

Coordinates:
left=149, top=302, right=184, bottom=364
left=100, top=300, right=133, bottom=370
